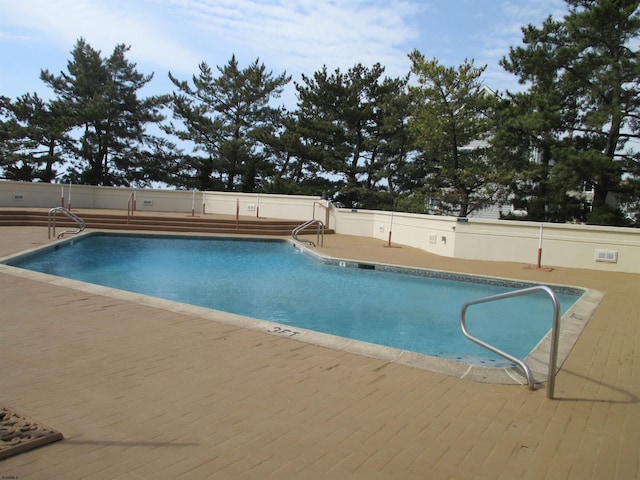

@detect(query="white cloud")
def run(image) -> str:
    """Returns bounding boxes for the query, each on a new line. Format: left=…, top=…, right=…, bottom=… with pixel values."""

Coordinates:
left=0, top=0, right=572, bottom=101
left=1, top=0, right=422, bottom=83
left=162, top=0, right=421, bottom=77
left=0, top=0, right=201, bottom=72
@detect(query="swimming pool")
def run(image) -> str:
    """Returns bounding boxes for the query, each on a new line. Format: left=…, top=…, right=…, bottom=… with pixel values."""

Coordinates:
left=5, top=232, right=589, bottom=375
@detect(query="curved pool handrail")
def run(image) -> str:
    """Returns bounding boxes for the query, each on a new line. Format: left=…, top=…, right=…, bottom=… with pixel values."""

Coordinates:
left=48, top=207, right=87, bottom=239
left=460, top=285, right=561, bottom=399
left=292, top=219, right=324, bottom=247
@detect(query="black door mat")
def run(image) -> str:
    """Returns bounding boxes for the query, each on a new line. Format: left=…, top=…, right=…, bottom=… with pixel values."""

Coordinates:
left=0, top=407, right=63, bottom=460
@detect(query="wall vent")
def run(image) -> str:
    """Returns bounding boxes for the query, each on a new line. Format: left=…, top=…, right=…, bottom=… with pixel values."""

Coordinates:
left=594, top=250, right=618, bottom=263
left=247, top=204, right=256, bottom=211
left=13, top=194, right=24, bottom=201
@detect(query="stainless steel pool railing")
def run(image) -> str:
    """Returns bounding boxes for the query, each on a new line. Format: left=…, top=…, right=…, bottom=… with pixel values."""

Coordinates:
left=127, top=191, right=135, bottom=224
left=460, top=285, right=561, bottom=399
left=48, top=207, right=87, bottom=239
left=292, top=219, right=325, bottom=247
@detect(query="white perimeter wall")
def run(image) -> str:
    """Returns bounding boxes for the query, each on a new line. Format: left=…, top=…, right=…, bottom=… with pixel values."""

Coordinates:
left=332, top=208, right=640, bottom=274
left=2, top=181, right=639, bottom=274
left=0, top=181, right=325, bottom=220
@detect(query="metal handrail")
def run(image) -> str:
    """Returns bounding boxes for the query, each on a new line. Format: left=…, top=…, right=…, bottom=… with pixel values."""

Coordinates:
left=127, top=191, right=135, bottom=224
left=313, top=201, right=330, bottom=228
left=460, top=285, right=561, bottom=399
left=292, top=219, right=325, bottom=247
left=48, top=207, right=86, bottom=239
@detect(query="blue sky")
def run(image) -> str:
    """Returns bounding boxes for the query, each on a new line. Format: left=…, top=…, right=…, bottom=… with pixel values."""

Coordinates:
left=0, top=0, right=568, bottom=108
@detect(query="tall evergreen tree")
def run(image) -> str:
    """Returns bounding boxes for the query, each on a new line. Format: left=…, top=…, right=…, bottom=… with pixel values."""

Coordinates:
left=166, top=55, right=290, bottom=191
left=294, top=63, right=413, bottom=208
left=375, top=76, right=417, bottom=199
left=252, top=111, right=337, bottom=195
left=1, top=98, right=21, bottom=180
left=1, top=97, right=28, bottom=180
left=490, top=89, right=586, bottom=222
left=0, top=94, right=72, bottom=182
left=40, top=38, right=166, bottom=186
left=501, top=0, right=640, bottom=225
left=409, top=51, right=501, bottom=217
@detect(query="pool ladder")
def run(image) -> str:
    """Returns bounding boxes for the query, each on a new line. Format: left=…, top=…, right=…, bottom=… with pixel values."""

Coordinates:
left=48, top=207, right=86, bottom=239
left=292, top=219, right=325, bottom=247
left=460, top=285, right=561, bottom=399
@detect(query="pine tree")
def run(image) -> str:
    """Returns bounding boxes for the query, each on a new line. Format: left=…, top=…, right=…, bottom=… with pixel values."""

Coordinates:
left=40, top=38, right=166, bottom=186
left=0, top=94, right=72, bottom=182
left=166, top=55, right=290, bottom=191
left=294, top=64, right=413, bottom=208
left=409, top=51, right=501, bottom=217
left=501, top=0, right=640, bottom=225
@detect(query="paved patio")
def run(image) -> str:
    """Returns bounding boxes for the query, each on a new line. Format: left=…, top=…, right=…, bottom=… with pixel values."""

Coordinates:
left=0, top=225, right=638, bottom=479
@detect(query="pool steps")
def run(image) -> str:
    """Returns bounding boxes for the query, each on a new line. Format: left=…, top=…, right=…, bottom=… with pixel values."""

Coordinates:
left=0, top=209, right=335, bottom=236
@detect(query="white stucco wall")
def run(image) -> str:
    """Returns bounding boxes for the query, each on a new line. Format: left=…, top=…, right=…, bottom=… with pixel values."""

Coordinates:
left=0, top=181, right=324, bottom=219
left=452, top=218, right=640, bottom=273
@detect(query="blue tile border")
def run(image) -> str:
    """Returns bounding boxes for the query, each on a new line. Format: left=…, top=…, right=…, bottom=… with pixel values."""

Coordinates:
left=293, top=242, right=585, bottom=297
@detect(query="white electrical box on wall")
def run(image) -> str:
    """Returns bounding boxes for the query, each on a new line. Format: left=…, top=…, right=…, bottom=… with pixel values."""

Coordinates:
left=247, top=204, right=256, bottom=211
left=429, top=234, right=437, bottom=244
left=594, top=250, right=618, bottom=263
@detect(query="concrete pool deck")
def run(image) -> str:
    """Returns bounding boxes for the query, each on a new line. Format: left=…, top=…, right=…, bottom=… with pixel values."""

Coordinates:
left=0, top=225, right=639, bottom=479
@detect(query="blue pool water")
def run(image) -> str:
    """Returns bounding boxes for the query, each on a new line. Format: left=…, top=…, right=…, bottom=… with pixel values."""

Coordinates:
left=7, top=234, right=581, bottom=364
